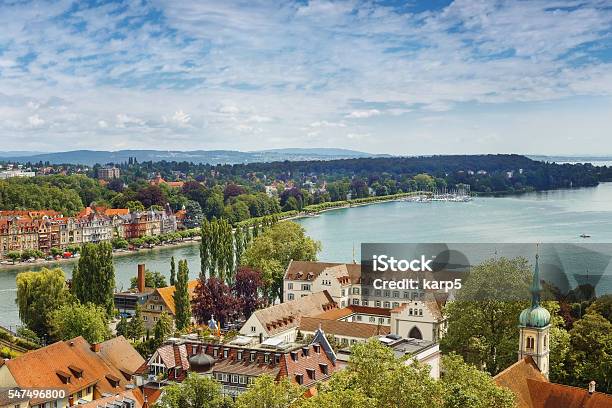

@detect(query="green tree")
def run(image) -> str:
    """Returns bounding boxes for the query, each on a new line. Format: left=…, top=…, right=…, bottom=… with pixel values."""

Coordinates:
left=16, top=268, right=72, bottom=338
left=586, top=294, right=612, bottom=322
left=568, top=312, right=612, bottom=393
left=126, top=200, right=145, bottom=212
left=549, top=326, right=571, bottom=384
left=235, top=375, right=303, bottom=408
left=127, top=305, right=146, bottom=341
left=174, top=259, right=192, bottom=330
left=154, top=373, right=229, bottom=408
left=241, top=222, right=320, bottom=302
left=71, top=242, right=115, bottom=316
left=441, top=354, right=515, bottom=408
left=170, top=256, right=176, bottom=286
left=50, top=302, right=110, bottom=343
left=116, top=316, right=129, bottom=337
left=154, top=311, right=173, bottom=343
left=440, top=257, right=532, bottom=375
left=6, top=251, right=20, bottom=264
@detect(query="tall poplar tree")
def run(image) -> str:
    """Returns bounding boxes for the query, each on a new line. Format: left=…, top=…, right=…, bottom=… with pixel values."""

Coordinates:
left=72, top=242, right=115, bottom=316
left=200, top=219, right=211, bottom=278
left=170, top=256, right=176, bottom=286
left=174, top=260, right=192, bottom=331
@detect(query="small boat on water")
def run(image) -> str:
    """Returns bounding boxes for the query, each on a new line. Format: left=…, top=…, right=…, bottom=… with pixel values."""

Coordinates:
left=580, top=233, right=591, bottom=238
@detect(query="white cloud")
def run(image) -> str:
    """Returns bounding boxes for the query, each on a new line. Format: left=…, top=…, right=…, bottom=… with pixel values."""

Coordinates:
left=98, top=120, right=108, bottom=128
left=115, top=113, right=145, bottom=128
left=163, top=110, right=192, bottom=127
left=309, top=120, right=346, bottom=128
left=346, top=109, right=381, bottom=119
left=27, top=114, right=45, bottom=128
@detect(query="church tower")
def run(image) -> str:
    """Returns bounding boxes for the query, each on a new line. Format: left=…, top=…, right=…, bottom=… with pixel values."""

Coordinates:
left=518, top=253, right=551, bottom=379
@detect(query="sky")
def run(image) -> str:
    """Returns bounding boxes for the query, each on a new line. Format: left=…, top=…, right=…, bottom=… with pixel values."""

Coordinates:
left=0, top=0, right=611, bottom=155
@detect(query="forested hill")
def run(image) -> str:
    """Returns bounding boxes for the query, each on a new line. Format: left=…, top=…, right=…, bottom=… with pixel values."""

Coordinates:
left=223, top=154, right=604, bottom=192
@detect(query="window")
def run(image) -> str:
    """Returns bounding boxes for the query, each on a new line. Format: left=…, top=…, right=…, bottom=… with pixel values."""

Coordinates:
left=384, top=290, right=390, bottom=297
left=143, top=316, right=148, bottom=321
left=288, top=283, right=293, bottom=289
left=296, top=374, right=304, bottom=385
left=213, top=348, right=219, bottom=357
left=352, top=287, right=360, bottom=295
left=393, top=291, right=399, bottom=298
left=320, top=363, right=329, bottom=375
left=383, top=301, right=390, bottom=308
left=375, top=289, right=381, bottom=297
left=356, top=315, right=362, bottom=321
left=392, top=302, right=399, bottom=308
left=419, top=309, right=423, bottom=316
left=375, top=301, right=381, bottom=307
left=250, top=352, right=256, bottom=362
left=341, top=289, right=346, bottom=296
left=306, top=368, right=315, bottom=380
left=237, top=351, right=243, bottom=360
left=274, top=354, right=281, bottom=364
left=288, top=293, right=294, bottom=300
left=369, top=317, right=375, bottom=323
left=223, top=349, right=229, bottom=359
left=231, top=375, right=238, bottom=384
left=362, top=288, right=369, bottom=295
left=264, top=353, right=270, bottom=363
left=403, top=291, right=410, bottom=299
left=526, top=336, right=535, bottom=351
left=158, top=305, right=163, bottom=311
left=352, top=299, right=359, bottom=305
left=362, top=300, right=368, bottom=306
left=239, top=376, right=247, bottom=384
left=251, top=326, right=256, bottom=333
left=301, top=284, right=311, bottom=291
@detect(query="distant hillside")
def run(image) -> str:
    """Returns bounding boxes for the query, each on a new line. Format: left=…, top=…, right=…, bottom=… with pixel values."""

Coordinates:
left=0, top=148, right=383, bottom=166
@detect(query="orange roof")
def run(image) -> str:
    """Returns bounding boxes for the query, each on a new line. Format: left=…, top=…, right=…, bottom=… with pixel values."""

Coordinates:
left=527, top=378, right=612, bottom=408
left=4, top=336, right=140, bottom=405
left=156, top=280, right=199, bottom=315
left=103, top=208, right=130, bottom=216
left=494, top=357, right=548, bottom=408
left=97, top=335, right=145, bottom=376
left=299, top=317, right=390, bottom=339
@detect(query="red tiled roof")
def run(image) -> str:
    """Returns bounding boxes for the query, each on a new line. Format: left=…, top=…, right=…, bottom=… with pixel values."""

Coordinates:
left=299, top=317, right=390, bottom=339
left=527, top=379, right=612, bottom=408
left=494, top=357, right=548, bottom=408
left=5, top=336, right=141, bottom=405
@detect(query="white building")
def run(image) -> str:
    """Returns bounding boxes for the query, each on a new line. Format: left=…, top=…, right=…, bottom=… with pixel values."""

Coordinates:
left=0, top=169, right=35, bottom=179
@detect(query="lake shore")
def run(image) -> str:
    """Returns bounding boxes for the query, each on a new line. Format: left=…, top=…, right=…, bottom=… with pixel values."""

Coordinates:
left=0, top=238, right=201, bottom=272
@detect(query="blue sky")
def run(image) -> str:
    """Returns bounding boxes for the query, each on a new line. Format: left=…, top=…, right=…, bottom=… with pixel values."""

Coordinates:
left=0, top=0, right=611, bottom=154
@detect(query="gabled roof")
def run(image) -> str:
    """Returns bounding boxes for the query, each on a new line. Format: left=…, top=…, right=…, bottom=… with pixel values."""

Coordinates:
left=494, top=357, right=547, bottom=408
left=251, top=291, right=337, bottom=336
left=149, top=343, right=190, bottom=370
left=495, top=357, right=612, bottom=408
left=97, top=335, right=145, bottom=377
left=300, top=317, right=390, bottom=340
left=390, top=294, right=445, bottom=320
left=526, top=378, right=612, bottom=408
left=4, top=336, right=140, bottom=405
left=155, top=279, right=199, bottom=315
left=284, top=260, right=362, bottom=283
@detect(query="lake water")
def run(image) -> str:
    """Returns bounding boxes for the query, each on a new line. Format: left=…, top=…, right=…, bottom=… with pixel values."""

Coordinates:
left=2, top=183, right=612, bottom=329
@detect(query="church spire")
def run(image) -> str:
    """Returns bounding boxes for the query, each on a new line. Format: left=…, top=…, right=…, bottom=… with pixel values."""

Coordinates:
left=530, top=251, right=542, bottom=308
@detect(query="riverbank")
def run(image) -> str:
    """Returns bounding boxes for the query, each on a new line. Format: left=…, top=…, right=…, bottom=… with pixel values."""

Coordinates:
left=0, top=238, right=201, bottom=272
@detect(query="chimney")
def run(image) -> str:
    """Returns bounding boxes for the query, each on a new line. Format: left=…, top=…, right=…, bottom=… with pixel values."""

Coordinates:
left=589, top=380, right=596, bottom=395
left=91, top=343, right=101, bottom=352
left=137, top=264, right=146, bottom=293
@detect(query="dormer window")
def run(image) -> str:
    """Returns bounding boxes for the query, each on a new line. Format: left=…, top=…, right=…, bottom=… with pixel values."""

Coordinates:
left=106, top=374, right=120, bottom=388
left=290, top=351, right=298, bottom=361
left=313, top=344, right=320, bottom=354
left=295, top=374, right=303, bottom=385
left=250, top=352, right=256, bottom=362
left=237, top=351, right=243, bottom=361
left=223, top=349, right=229, bottom=359
left=306, top=368, right=315, bottom=380
left=68, top=365, right=83, bottom=378
left=302, top=347, right=309, bottom=357
left=56, top=370, right=71, bottom=384
left=319, top=363, right=328, bottom=375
